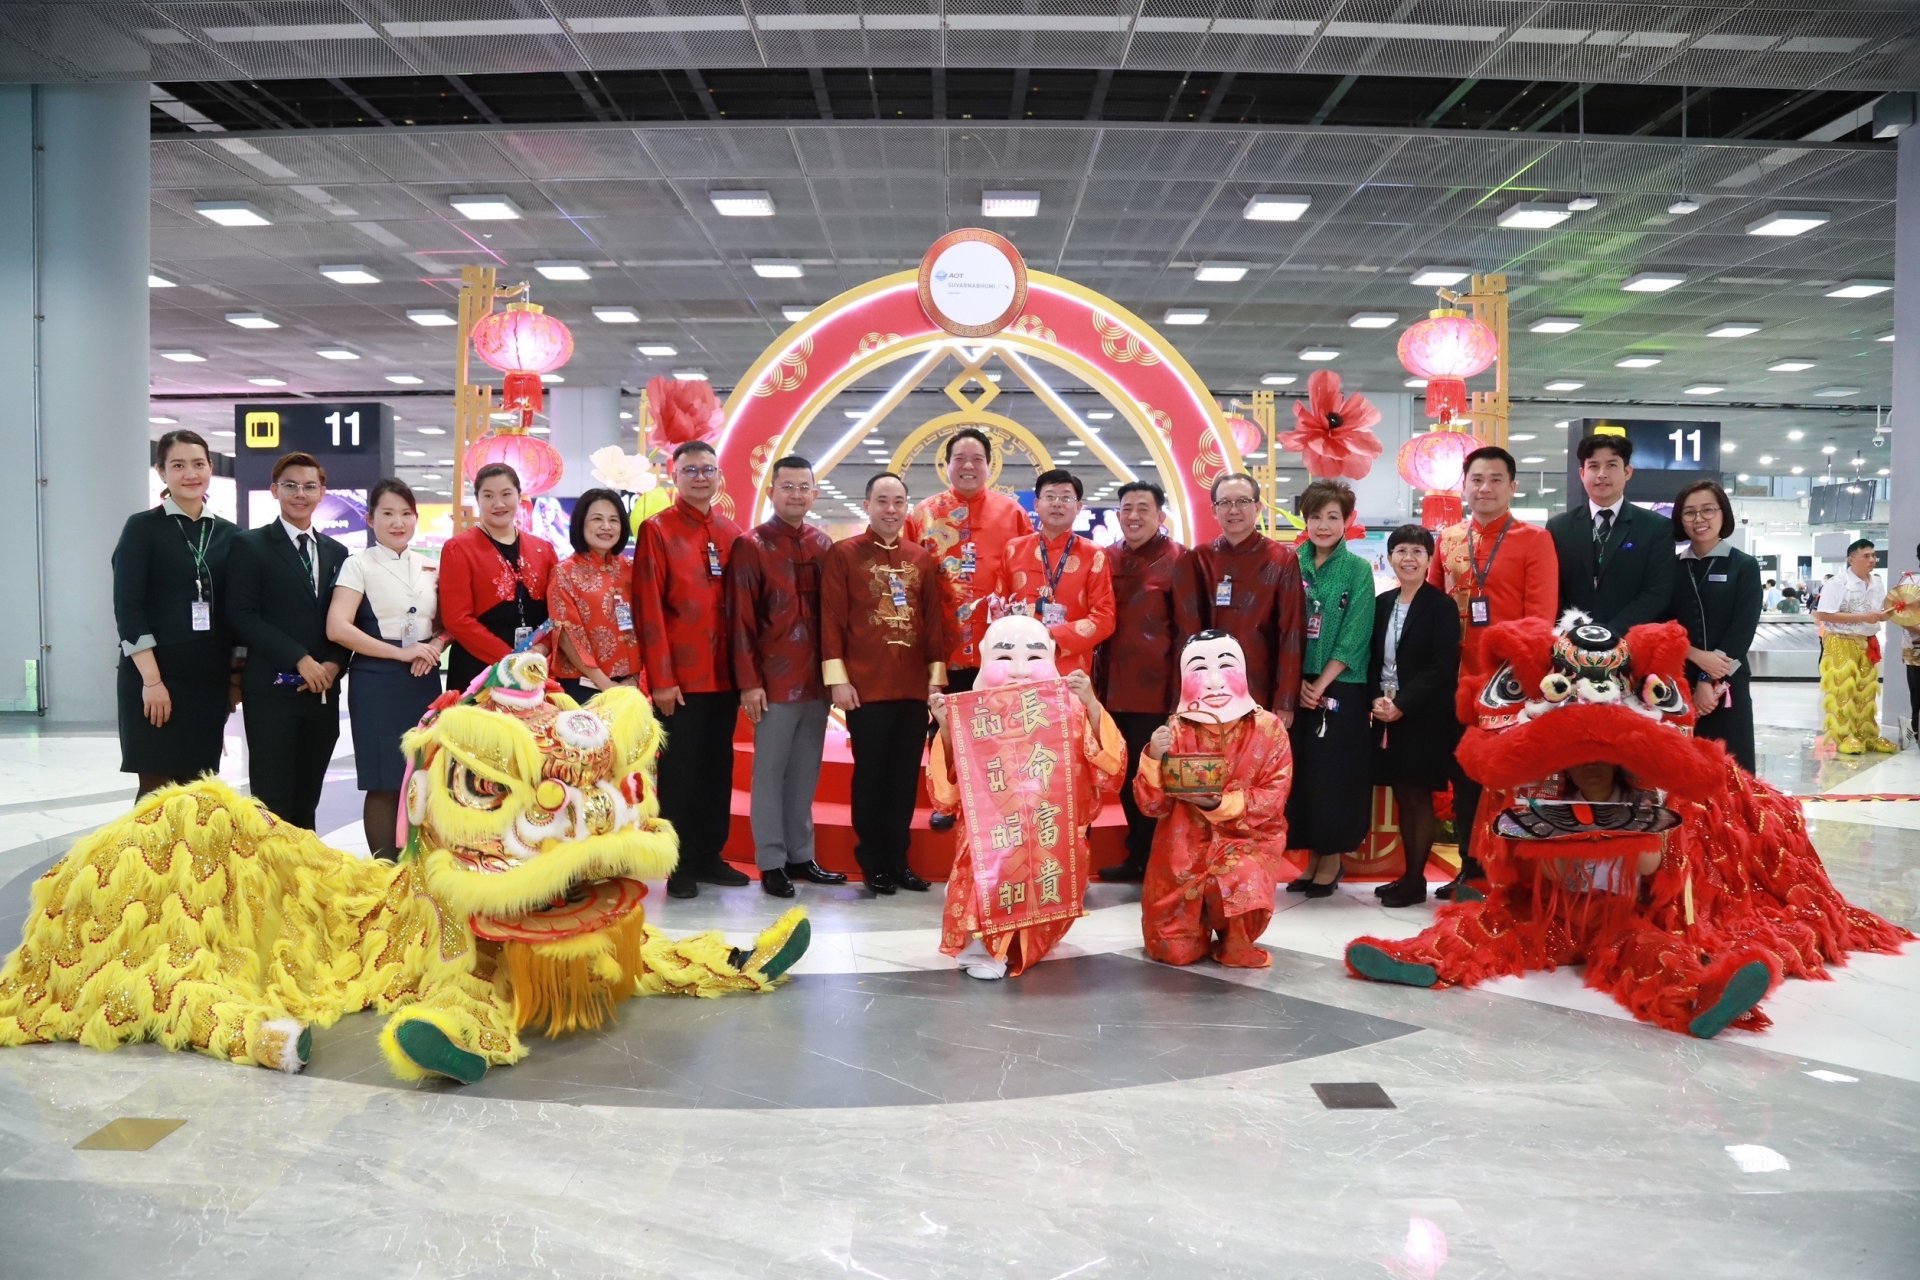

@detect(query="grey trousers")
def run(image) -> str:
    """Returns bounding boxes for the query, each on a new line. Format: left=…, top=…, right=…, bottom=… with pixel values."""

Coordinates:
left=750, top=698, right=830, bottom=871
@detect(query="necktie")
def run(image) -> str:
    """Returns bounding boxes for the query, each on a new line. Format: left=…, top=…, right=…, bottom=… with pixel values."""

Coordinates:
left=1591, top=509, right=1613, bottom=584
left=296, top=533, right=316, bottom=596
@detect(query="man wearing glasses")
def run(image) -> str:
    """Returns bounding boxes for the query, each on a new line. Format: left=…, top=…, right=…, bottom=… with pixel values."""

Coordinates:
left=1173, top=473, right=1306, bottom=730
left=227, top=451, right=350, bottom=830
left=633, top=440, right=747, bottom=899
left=725, top=455, right=848, bottom=898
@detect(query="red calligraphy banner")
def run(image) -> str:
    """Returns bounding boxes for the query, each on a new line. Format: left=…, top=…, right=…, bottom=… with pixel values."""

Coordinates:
left=948, top=678, right=1084, bottom=935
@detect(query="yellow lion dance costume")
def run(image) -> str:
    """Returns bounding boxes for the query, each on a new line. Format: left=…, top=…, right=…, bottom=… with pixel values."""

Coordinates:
left=0, top=653, right=808, bottom=1084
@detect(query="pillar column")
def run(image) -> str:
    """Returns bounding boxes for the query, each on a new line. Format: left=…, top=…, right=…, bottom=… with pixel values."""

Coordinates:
left=0, top=85, right=149, bottom=721
left=544, top=386, right=625, bottom=500
left=1883, top=124, right=1918, bottom=736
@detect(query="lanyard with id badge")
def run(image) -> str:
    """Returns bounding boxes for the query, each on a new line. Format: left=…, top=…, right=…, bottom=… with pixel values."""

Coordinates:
left=1465, top=519, right=1512, bottom=628
left=1036, top=537, right=1072, bottom=628
left=177, top=516, right=215, bottom=632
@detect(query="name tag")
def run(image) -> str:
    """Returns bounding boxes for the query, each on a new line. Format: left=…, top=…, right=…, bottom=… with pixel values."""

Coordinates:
left=190, top=600, right=212, bottom=632
left=1214, top=575, right=1233, bottom=608
left=706, top=541, right=723, bottom=578
left=888, top=574, right=908, bottom=609
left=1041, top=601, right=1066, bottom=628
left=960, top=543, right=976, bottom=578
left=1469, top=596, right=1491, bottom=627
left=1707, top=573, right=1728, bottom=583
left=614, top=599, right=633, bottom=630
left=1305, top=606, right=1323, bottom=641
left=513, top=626, right=533, bottom=649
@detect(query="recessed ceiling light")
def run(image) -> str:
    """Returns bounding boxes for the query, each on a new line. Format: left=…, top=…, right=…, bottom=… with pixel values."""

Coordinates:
left=193, top=200, right=270, bottom=227
left=402, top=449, right=427, bottom=458
left=407, top=309, right=456, bottom=327
left=1737, top=473, right=1750, bottom=482
left=1566, top=194, right=1600, bottom=212
left=1519, top=455, right=1546, bottom=464
left=673, top=368, right=709, bottom=381
left=709, top=190, right=774, bottom=217
left=386, top=374, right=424, bottom=385
left=844, top=410, right=869, bottom=420
left=1746, top=210, right=1830, bottom=237
left=1683, top=384, right=1725, bottom=395
left=320, top=264, right=379, bottom=284
left=528, top=425, right=551, bottom=435
left=539, top=373, right=564, bottom=384
left=1411, top=266, right=1471, bottom=286
left=1877, top=331, right=1895, bottom=342
left=1667, top=197, right=1702, bottom=215
left=781, top=306, right=814, bottom=322
left=636, top=343, right=678, bottom=357
left=148, top=274, right=176, bottom=288
left=1791, top=465, right=1804, bottom=474
left=534, top=261, right=591, bottom=281
left=1759, top=455, right=1775, bottom=465
left=1707, top=322, right=1762, bottom=338
left=1825, top=279, right=1891, bottom=298
left=1497, top=201, right=1572, bottom=229
left=1721, top=442, right=1737, bottom=453
left=1086, top=410, right=1115, bottom=421
left=247, top=376, right=287, bottom=387
left=1529, top=317, right=1582, bottom=334
left=209, top=429, right=234, bottom=438
left=1878, top=467, right=1891, bottom=476
left=1509, top=433, right=1537, bottom=442
left=1814, top=386, right=1861, bottom=397
left=449, top=194, right=521, bottom=221
left=158, top=350, right=205, bottom=363
left=225, top=312, right=278, bottom=329
left=1787, top=430, right=1805, bottom=440
left=985, top=371, right=1002, bottom=382
left=1404, top=377, right=1428, bottom=388
left=418, top=427, right=446, bottom=435
left=1615, top=355, right=1663, bottom=368
left=592, top=306, right=640, bottom=323
left=618, top=412, right=633, bottom=421
left=752, top=259, right=804, bottom=278
left=1769, top=360, right=1816, bottom=372
left=1544, top=380, right=1585, bottom=392
left=148, top=415, right=177, bottom=424
left=1348, top=312, right=1399, bottom=329
left=1195, top=261, right=1251, bottom=282
left=421, top=472, right=443, bottom=480
left=1260, top=373, right=1296, bottom=386
left=1299, top=347, right=1341, bottom=361
left=1622, top=271, right=1686, bottom=292
left=982, top=190, right=1040, bottom=217
left=315, top=348, right=360, bottom=361
left=1821, top=441, right=1838, bottom=453
left=1243, top=194, right=1311, bottom=221
left=1164, top=308, right=1209, bottom=325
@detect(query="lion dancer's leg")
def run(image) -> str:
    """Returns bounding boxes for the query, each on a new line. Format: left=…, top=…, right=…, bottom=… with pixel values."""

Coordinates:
left=378, top=966, right=527, bottom=1085
left=1584, top=923, right=1779, bottom=1038
left=1345, top=888, right=1569, bottom=989
left=152, top=980, right=313, bottom=1074
left=1822, top=635, right=1892, bottom=754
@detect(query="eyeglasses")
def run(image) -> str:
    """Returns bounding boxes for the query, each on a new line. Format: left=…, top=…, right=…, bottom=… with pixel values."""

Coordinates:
left=773, top=482, right=813, bottom=494
left=677, top=465, right=719, bottom=479
left=277, top=482, right=323, bottom=495
left=1679, top=506, right=1722, bottom=521
left=1213, top=497, right=1258, bottom=510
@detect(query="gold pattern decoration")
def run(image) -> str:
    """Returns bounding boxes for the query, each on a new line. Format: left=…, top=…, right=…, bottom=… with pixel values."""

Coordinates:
left=857, top=331, right=904, bottom=355
left=748, top=441, right=775, bottom=490
left=1190, top=425, right=1227, bottom=485
left=752, top=337, right=813, bottom=397
left=1007, top=314, right=1056, bottom=343
left=1144, top=406, right=1174, bottom=443
left=1095, top=312, right=1161, bottom=367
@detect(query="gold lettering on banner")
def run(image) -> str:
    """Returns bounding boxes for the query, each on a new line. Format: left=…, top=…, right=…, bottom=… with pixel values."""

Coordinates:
left=1011, top=688, right=1052, bottom=734
left=1035, top=801, right=1061, bottom=850
left=985, top=756, right=1008, bottom=793
left=970, top=708, right=1006, bottom=740
left=990, top=815, right=1026, bottom=851
left=997, top=880, right=1028, bottom=910
left=1023, top=743, right=1059, bottom=790
left=1036, top=856, right=1063, bottom=905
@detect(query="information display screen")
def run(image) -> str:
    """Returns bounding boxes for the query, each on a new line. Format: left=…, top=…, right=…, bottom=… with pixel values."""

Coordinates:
left=1564, top=417, right=1721, bottom=504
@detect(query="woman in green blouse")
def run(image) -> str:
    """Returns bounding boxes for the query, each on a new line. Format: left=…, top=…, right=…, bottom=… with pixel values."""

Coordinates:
left=1285, top=479, right=1378, bottom=898
left=113, top=429, right=239, bottom=797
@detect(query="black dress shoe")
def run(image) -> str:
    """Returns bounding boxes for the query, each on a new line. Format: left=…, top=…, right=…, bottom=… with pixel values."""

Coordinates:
left=786, top=860, right=848, bottom=885
left=929, top=811, right=956, bottom=833
left=1434, top=860, right=1483, bottom=901
left=895, top=869, right=931, bottom=892
left=698, top=863, right=750, bottom=888
left=863, top=872, right=898, bottom=895
left=760, top=868, right=795, bottom=898
left=667, top=875, right=698, bottom=899
left=1378, top=876, right=1427, bottom=909
left=1096, top=862, right=1146, bottom=883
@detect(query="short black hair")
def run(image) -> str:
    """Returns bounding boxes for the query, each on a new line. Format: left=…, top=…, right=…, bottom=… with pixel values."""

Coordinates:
left=367, top=477, right=417, bottom=516
left=1461, top=445, right=1516, bottom=480
left=1116, top=480, right=1166, bottom=508
left=1210, top=471, right=1260, bottom=502
left=943, top=427, right=992, bottom=464
left=769, top=453, right=813, bottom=478
left=1387, top=523, right=1435, bottom=554
left=1182, top=628, right=1231, bottom=652
left=1670, top=480, right=1735, bottom=541
left=1846, top=537, right=1875, bottom=557
left=671, top=440, right=716, bottom=463
left=1781, top=587, right=1799, bottom=599
left=1577, top=433, right=1634, bottom=466
left=569, top=487, right=631, bottom=556
left=865, top=471, right=906, bottom=498
left=1296, top=478, right=1355, bottom=520
left=154, top=429, right=210, bottom=470
left=272, top=451, right=326, bottom=483
left=1034, top=468, right=1082, bottom=501
left=473, top=463, right=520, bottom=493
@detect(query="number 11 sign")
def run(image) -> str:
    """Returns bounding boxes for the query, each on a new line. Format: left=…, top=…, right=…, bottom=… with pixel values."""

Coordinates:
left=232, top=400, right=396, bottom=530
left=1564, top=417, right=1722, bottom=505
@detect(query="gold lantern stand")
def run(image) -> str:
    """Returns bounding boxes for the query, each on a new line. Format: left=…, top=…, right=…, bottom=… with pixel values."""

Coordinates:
left=450, top=265, right=531, bottom=533
left=1450, top=272, right=1509, bottom=448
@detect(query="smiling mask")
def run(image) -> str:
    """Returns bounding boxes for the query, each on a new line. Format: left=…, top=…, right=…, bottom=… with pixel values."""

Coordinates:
left=1175, top=629, right=1259, bottom=724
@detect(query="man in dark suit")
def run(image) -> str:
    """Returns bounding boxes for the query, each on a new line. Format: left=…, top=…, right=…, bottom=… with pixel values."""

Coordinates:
left=1547, top=433, right=1676, bottom=632
left=228, top=451, right=349, bottom=830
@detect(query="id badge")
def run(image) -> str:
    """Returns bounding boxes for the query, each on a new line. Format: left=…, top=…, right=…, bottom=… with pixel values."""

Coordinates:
left=1707, top=573, right=1728, bottom=584
left=706, top=541, right=723, bottom=579
left=1214, top=575, right=1233, bottom=608
left=1469, top=596, right=1491, bottom=627
left=513, top=625, right=534, bottom=650
left=1042, top=601, right=1067, bottom=628
left=614, top=599, right=634, bottom=631
left=1305, top=609, right=1323, bottom=641
left=190, top=600, right=212, bottom=632
left=888, top=575, right=908, bottom=610
left=960, top=542, right=976, bottom=580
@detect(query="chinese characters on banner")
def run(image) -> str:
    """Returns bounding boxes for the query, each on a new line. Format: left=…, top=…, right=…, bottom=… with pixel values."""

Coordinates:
left=947, top=678, right=1084, bottom=934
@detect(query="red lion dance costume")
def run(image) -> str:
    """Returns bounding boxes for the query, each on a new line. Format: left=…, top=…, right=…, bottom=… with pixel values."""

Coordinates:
left=1346, top=614, right=1909, bottom=1038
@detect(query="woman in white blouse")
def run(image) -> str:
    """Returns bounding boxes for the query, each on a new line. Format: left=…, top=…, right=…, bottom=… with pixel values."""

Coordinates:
left=326, top=479, right=446, bottom=860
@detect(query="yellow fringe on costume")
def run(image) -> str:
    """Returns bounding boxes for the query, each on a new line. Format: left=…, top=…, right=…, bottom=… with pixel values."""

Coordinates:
left=1821, top=634, right=1893, bottom=753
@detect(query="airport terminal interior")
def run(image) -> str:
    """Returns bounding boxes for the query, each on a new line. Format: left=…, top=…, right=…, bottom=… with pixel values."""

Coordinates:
left=0, top=5, right=1917, bottom=1277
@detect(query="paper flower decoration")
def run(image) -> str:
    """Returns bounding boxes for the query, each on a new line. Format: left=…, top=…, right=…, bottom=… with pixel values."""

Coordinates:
left=646, top=376, right=723, bottom=447
left=588, top=445, right=661, bottom=494
left=1279, top=370, right=1383, bottom=479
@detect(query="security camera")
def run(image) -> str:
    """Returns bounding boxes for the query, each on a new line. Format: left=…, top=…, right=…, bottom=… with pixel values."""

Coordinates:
left=1872, top=433, right=1886, bottom=448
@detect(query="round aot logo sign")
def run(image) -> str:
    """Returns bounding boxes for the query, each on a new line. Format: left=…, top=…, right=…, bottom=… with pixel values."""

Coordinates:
left=918, top=229, right=1028, bottom=338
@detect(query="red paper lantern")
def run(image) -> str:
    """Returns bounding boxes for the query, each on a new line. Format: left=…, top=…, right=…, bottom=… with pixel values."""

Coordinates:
left=1225, top=415, right=1263, bottom=457
left=1397, top=309, right=1497, bottom=423
left=1398, top=429, right=1480, bottom=492
left=473, top=303, right=574, bottom=429
left=464, top=430, right=564, bottom=498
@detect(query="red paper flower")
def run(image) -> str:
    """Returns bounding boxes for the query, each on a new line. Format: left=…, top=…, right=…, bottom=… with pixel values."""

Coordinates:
left=646, top=376, right=723, bottom=447
left=1279, top=370, right=1383, bottom=479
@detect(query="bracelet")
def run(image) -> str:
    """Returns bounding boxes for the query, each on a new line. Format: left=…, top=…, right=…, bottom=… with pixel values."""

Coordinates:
left=143, top=680, right=162, bottom=688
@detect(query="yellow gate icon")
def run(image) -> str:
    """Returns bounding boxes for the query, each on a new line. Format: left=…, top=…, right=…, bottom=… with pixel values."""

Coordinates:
left=243, top=411, right=281, bottom=449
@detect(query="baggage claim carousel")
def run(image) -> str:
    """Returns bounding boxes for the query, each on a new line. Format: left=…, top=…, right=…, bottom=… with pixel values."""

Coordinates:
left=1749, top=615, right=1823, bottom=679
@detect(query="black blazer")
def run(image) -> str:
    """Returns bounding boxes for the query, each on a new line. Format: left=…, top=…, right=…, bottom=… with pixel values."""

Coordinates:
left=1547, top=502, right=1677, bottom=633
left=1367, top=583, right=1462, bottom=726
left=228, top=522, right=349, bottom=691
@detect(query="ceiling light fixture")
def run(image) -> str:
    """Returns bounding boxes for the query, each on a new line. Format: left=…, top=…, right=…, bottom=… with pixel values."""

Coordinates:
left=982, top=190, right=1040, bottom=217
left=1787, top=429, right=1805, bottom=441
left=1260, top=373, right=1296, bottom=386
left=1348, top=312, right=1399, bottom=329
left=449, top=194, right=521, bottom=221
left=320, top=264, right=379, bottom=284
left=1086, top=411, right=1115, bottom=421
left=781, top=306, right=814, bottom=322
left=407, top=309, right=457, bottom=327
left=752, top=259, right=804, bottom=278
left=1497, top=201, right=1573, bottom=229
left=1164, top=308, right=1209, bottom=325
left=385, top=374, right=424, bottom=385
left=1615, top=355, right=1663, bottom=368
left=1746, top=210, right=1830, bottom=237
left=1759, top=455, right=1774, bottom=465
left=148, top=415, right=177, bottom=425
left=1404, top=378, right=1428, bottom=388
left=1683, top=384, right=1725, bottom=395
left=1821, top=441, right=1838, bottom=453
left=1667, top=197, right=1701, bottom=215
left=592, top=306, right=640, bottom=323
left=148, top=274, right=176, bottom=288
left=1621, top=271, right=1686, bottom=292
left=224, top=312, right=278, bottom=329
left=1707, top=322, right=1762, bottom=338
left=539, top=373, right=564, bottom=384
left=1411, top=266, right=1471, bottom=286
left=315, top=348, right=360, bottom=361
left=158, top=351, right=205, bottom=363
left=709, top=190, right=774, bottom=217
left=1299, top=347, right=1341, bottom=361
left=672, top=368, right=709, bottom=382
left=1814, top=386, right=1861, bottom=397
left=1769, top=359, right=1816, bottom=372
left=246, top=376, right=286, bottom=387
left=193, top=200, right=270, bottom=227
left=1529, top=317, right=1582, bottom=334
left=534, top=261, right=590, bottom=281
left=636, top=343, right=678, bottom=357
left=1544, top=380, right=1585, bottom=392
left=1194, top=261, right=1251, bottom=282
left=1825, top=279, right=1892, bottom=298
left=1877, top=330, right=1895, bottom=343
left=1243, top=194, right=1311, bottom=221
left=1566, top=194, right=1600, bottom=212
left=1721, top=442, right=1737, bottom=453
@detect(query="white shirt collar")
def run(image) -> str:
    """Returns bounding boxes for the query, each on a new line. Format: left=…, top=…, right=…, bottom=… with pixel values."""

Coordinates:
left=368, top=541, right=407, bottom=562
left=281, top=516, right=315, bottom=545
left=1679, top=540, right=1733, bottom=560
left=1589, top=499, right=1624, bottom=522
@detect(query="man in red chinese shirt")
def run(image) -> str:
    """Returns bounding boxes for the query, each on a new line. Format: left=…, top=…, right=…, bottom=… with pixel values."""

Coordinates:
left=1094, top=480, right=1185, bottom=882
left=1173, top=472, right=1306, bottom=727
left=727, top=454, right=848, bottom=899
left=1427, top=445, right=1559, bottom=898
left=992, top=468, right=1115, bottom=677
left=907, top=427, right=1032, bottom=832
left=633, top=440, right=746, bottom=900
left=822, top=472, right=951, bottom=895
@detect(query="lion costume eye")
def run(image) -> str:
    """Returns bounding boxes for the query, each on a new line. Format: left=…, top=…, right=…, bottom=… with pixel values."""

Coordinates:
left=1539, top=673, right=1574, bottom=703
left=1479, top=663, right=1527, bottom=708
left=1640, top=673, right=1687, bottom=716
left=450, top=762, right=509, bottom=810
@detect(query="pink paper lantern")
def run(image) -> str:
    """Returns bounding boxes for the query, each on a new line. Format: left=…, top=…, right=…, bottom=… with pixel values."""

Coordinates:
left=1225, top=415, right=1263, bottom=457
left=1397, top=309, right=1497, bottom=423
left=464, top=431, right=564, bottom=497
left=471, top=303, right=574, bottom=375
left=1397, top=429, right=1479, bottom=493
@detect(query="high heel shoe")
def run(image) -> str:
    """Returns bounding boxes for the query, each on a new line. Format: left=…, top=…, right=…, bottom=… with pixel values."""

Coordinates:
left=1302, top=865, right=1345, bottom=899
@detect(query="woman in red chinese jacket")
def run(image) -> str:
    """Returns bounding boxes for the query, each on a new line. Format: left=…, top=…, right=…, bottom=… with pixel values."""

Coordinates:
left=437, top=463, right=559, bottom=694
left=548, top=488, right=644, bottom=703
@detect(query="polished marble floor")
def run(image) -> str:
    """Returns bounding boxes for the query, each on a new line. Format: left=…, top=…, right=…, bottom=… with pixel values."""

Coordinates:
left=1, top=684, right=1916, bottom=1278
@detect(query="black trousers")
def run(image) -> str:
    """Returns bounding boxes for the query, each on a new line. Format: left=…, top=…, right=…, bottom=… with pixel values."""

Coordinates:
left=1450, top=754, right=1484, bottom=870
left=243, top=683, right=340, bottom=831
left=656, top=691, right=741, bottom=879
left=1907, top=662, right=1920, bottom=737
left=849, top=698, right=927, bottom=879
left=1111, top=710, right=1166, bottom=869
